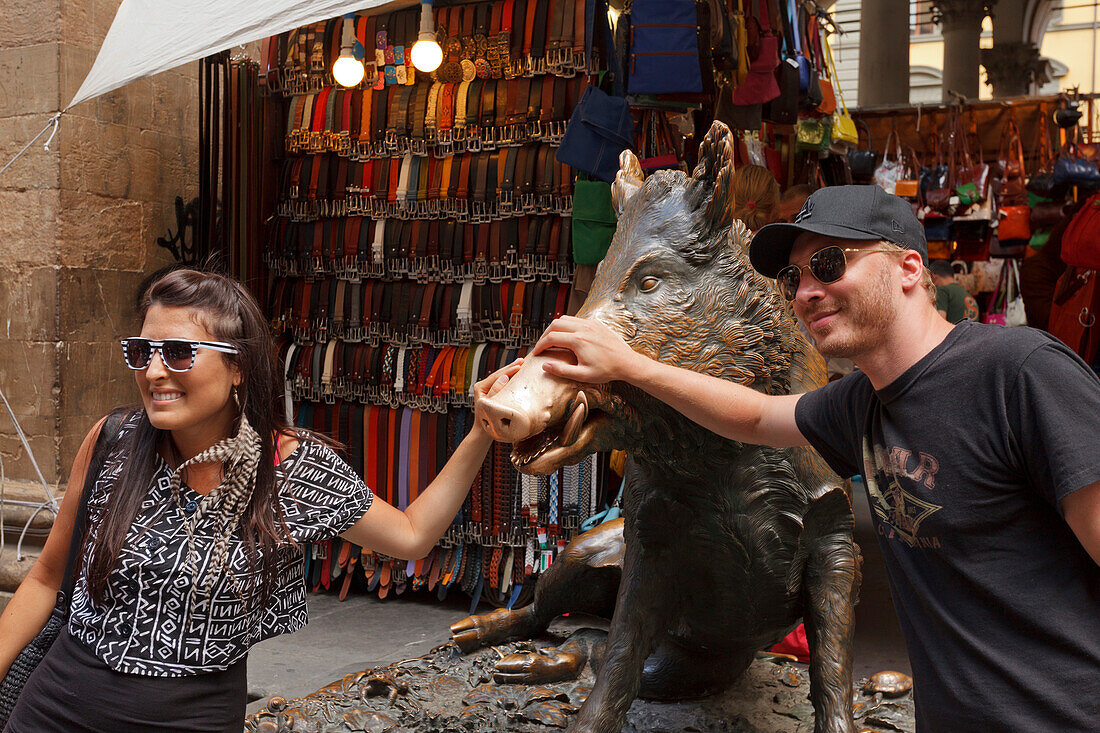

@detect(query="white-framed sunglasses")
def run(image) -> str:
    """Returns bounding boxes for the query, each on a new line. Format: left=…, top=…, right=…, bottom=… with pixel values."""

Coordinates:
left=120, top=338, right=239, bottom=373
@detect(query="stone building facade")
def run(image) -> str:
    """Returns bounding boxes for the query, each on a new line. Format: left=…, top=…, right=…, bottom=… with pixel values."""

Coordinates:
left=0, top=0, right=196, bottom=484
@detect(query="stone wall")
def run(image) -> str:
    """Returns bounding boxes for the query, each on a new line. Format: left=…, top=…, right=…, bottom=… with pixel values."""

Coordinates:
left=0, top=0, right=197, bottom=484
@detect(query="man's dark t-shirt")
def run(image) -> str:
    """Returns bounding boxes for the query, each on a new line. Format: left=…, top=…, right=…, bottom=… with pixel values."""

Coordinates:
left=795, top=321, right=1100, bottom=732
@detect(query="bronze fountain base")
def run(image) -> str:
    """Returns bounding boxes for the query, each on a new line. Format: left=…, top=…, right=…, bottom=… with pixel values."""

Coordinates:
left=244, top=622, right=914, bottom=733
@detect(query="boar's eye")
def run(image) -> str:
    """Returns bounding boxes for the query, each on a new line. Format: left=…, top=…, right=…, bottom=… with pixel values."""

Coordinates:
left=639, top=276, right=660, bottom=293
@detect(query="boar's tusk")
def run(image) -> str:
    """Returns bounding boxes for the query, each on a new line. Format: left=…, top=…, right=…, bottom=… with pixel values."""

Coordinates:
left=561, top=391, right=589, bottom=448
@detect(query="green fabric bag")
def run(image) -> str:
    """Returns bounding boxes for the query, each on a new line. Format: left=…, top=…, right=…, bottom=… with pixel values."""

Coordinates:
left=1028, top=230, right=1050, bottom=250
left=572, top=180, right=617, bottom=264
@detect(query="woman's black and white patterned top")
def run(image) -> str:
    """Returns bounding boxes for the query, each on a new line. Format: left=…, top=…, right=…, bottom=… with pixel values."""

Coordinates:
left=68, top=411, right=373, bottom=677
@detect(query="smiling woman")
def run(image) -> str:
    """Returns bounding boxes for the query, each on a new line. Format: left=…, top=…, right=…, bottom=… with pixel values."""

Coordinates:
left=0, top=269, right=519, bottom=733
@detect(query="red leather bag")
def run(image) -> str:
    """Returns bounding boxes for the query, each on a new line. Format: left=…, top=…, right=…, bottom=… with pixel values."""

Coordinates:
left=1061, top=192, right=1100, bottom=269
left=731, top=0, right=781, bottom=105
left=1049, top=267, right=1100, bottom=362
left=998, top=205, right=1031, bottom=241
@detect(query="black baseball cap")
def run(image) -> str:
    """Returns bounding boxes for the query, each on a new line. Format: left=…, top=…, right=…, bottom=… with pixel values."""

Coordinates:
left=749, top=185, right=927, bottom=278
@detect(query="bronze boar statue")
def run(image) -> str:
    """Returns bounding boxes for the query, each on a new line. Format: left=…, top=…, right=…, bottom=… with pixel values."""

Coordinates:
left=450, top=121, right=861, bottom=733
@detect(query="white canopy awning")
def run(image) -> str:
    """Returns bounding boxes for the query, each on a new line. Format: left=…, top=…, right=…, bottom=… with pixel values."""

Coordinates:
left=67, top=0, right=414, bottom=110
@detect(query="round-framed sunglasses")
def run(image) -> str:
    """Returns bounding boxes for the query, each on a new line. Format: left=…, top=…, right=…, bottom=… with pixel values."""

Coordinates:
left=775, top=246, right=898, bottom=301
left=120, top=338, right=240, bottom=372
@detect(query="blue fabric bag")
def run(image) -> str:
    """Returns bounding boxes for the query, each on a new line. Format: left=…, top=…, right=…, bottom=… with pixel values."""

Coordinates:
left=556, top=85, right=635, bottom=183
left=627, top=0, right=702, bottom=94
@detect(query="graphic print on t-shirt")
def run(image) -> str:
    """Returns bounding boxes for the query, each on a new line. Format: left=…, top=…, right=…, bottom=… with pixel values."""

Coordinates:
left=862, top=437, right=943, bottom=549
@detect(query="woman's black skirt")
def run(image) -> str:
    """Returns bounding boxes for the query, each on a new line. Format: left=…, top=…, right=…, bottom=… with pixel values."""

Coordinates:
left=4, top=627, right=246, bottom=733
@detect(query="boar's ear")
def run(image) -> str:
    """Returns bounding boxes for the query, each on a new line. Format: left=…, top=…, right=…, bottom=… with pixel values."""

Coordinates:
left=613, top=149, right=646, bottom=216
left=687, top=121, right=736, bottom=233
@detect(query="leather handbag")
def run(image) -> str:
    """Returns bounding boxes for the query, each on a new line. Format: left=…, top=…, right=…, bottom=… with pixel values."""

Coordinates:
left=793, top=1, right=821, bottom=110
left=923, top=213, right=950, bottom=243
left=0, top=411, right=124, bottom=728
left=997, top=204, right=1031, bottom=242
left=637, top=110, right=684, bottom=172
left=731, top=0, right=780, bottom=106
left=1061, top=191, right=1100, bottom=269
left=1029, top=196, right=1066, bottom=231
left=809, top=19, right=835, bottom=116
left=628, top=0, right=704, bottom=94
left=763, top=0, right=798, bottom=124
left=873, top=130, right=905, bottom=195
left=1026, top=108, right=1058, bottom=197
left=848, top=120, right=877, bottom=181
left=571, top=179, right=617, bottom=264
left=795, top=117, right=830, bottom=152
left=953, top=126, right=989, bottom=206
left=1049, top=267, right=1100, bottom=362
left=949, top=217, right=992, bottom=261
left=1051, top=142, right=1100, bottom=188
left=919, top=131, right=949, bottom=207
left=984, top=259, right=1026, bottom=326
left=824, top=33, right=856, bottom=147
left=556, top=85, right=634, bottom=184
left=894, top=145, right=921, bottom=199
left=993, top=118, right=1027, bottom=206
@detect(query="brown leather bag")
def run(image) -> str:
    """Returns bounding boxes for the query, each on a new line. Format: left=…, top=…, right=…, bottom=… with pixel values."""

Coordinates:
left=994, top=118, right=1027, bottom=206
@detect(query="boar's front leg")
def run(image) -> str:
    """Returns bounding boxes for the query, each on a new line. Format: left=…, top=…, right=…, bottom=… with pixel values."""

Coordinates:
left=800, top=487, right=861, bottom=733
left=569, top=541, right=672, bottom=733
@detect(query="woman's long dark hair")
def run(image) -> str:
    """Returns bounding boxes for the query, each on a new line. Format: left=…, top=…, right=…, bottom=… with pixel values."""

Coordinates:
left=84, top=269, right=294, bottom=610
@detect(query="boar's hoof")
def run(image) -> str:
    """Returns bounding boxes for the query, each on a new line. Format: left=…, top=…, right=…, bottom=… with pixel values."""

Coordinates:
left=450, top=607, right=526, bottom=653
left=861, top=670, right=913, bottom=697
left=493, top=649, right=587, bottom=685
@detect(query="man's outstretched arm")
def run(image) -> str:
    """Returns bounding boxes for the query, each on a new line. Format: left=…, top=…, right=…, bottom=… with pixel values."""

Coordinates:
left=534, top=316, right=809, bottom=449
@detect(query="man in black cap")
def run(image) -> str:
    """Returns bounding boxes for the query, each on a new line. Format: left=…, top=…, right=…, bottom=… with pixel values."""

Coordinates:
left=530, top=185, right=1100, bottom=732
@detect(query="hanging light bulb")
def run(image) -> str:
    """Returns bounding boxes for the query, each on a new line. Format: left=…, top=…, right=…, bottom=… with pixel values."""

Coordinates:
left=333, top=12, right=365, bottom=87
left=411, top=0, right=443, bottom=73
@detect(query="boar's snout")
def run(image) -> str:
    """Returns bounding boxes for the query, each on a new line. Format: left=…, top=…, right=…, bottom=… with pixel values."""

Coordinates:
left=475, top=352, right=610, bottom=474
left=477, top=398, right=535, bottom=443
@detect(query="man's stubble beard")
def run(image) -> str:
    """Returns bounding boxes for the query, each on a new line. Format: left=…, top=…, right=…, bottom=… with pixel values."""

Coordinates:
left=802, top=265, right=899, bottom=360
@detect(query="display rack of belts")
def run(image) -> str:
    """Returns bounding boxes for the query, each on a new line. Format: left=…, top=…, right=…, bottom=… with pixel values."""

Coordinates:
left=264, top=0, right=614, bottom=608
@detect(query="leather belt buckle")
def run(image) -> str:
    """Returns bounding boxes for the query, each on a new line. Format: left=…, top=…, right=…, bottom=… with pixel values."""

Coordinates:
left=548, top=121, right=566, bottom=145
left=473, top=259, right=489, bottom=283
left=573, top=49, right=586, bottom=73
left=488, top=263, right=505, bottom=283
left=546, top=48, right=561, bottom=71
left=410, top=138, right=427, bottom=156
left=466, top=128, right=482, bottom=153
left=480, top=125, right=497, bottom=148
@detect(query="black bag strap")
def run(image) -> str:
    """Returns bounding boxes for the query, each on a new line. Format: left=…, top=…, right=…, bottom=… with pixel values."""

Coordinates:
left=58, top=410, right=126, bottom=607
